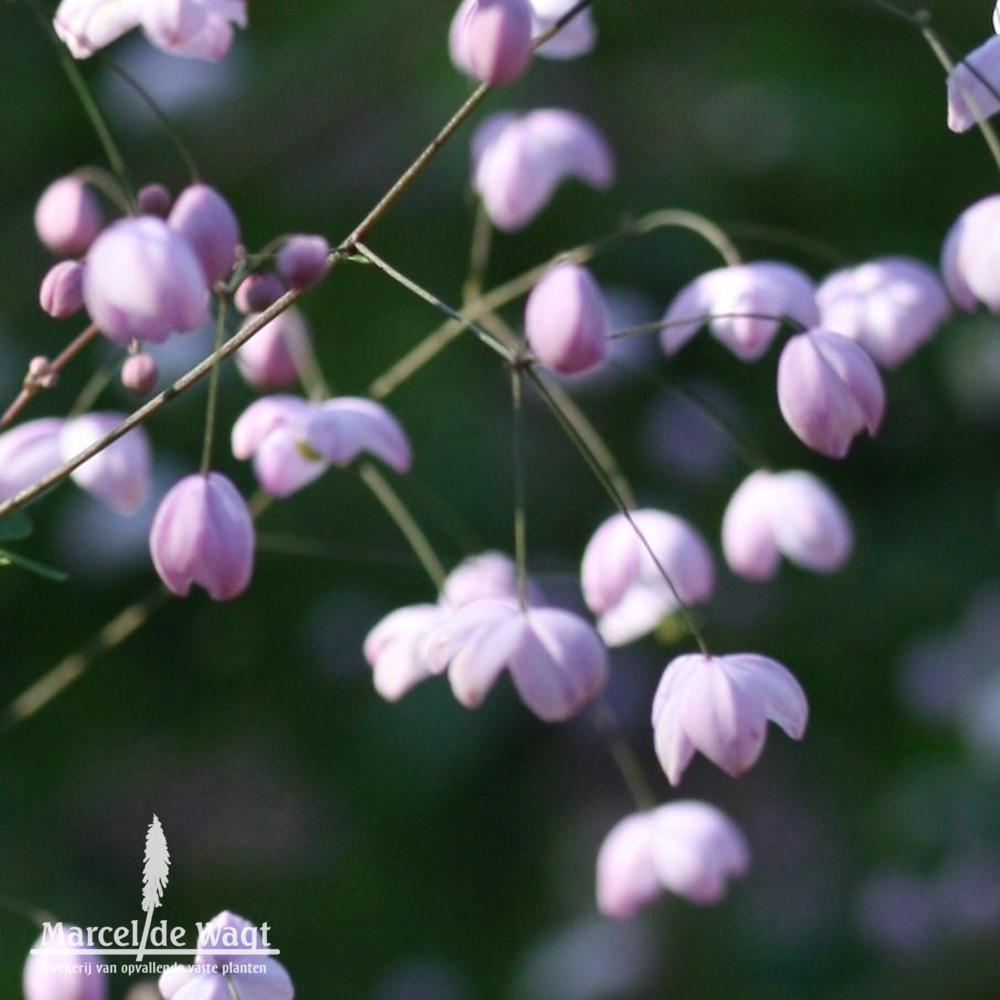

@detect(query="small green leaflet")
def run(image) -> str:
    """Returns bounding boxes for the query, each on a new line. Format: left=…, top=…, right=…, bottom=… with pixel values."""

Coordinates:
left=0, top=549, right=68, bottom=582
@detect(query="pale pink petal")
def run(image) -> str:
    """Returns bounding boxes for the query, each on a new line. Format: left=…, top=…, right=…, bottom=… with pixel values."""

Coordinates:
left=596, top=813, right=660, bottom=919
left=307, top=398, right=412, bottom=473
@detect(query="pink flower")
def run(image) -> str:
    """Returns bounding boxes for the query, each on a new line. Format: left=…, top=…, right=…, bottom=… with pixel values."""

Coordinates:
left=54, top=0, right=247, bottom=61
left=471, top=109, right=614, bottom=231
left=39, top=260, right=86, bottom=318
left=524, top=263, right=608, bottom=375
left=121, top=353, right=160, bottom=395
left=596, top=801, right=750, bottom=917
left=652, top=652, right=808, bottom=785
left=439, top=550, right=543, bottom=608
left=661, top=261, right=819, bottom=360
left=60, top=412, right=152, bottom=514
left=721, top=470, right=853, bottom=581
left=149, top=472, right=254, bottom=600
left=236, top=307, right=311, bottom=390
left=167, top=183, right=240, bottom=285
left=581, top=510, right=714, bottom=646
left=34, top=176, right=102, bottom=257
left=428, top=599, right=608, bottom=721
left=817, top=256, right=951, bottom=368
left=777, top=328, right=885, bottom=458
left=947, top=34, right=1000, bottom=133
left=450, top=0, right=534, bottom=85
left=0, top=418, right=63, bottom=503
left=159, top=911, right=292, bottom=1000
left=529, top=0, right=596, bottom=59
left=231, top=395, right=411, bottom=497
left=941, top=195, right=1000, bottom=313
left=83, top=216, right=209, bottom=346
left=275, top=235, right=331, bottom=291
left=24, top=925, right=107, bottom=1000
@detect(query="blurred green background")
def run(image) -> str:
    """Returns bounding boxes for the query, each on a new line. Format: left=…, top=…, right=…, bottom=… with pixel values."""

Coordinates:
left=3, top=0, right=1000, bottom=997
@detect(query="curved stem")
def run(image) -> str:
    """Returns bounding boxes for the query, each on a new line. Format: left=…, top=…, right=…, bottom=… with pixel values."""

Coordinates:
left=590, top=700, right=658, bottom=812
left=510, top=369, right=529, bottom=611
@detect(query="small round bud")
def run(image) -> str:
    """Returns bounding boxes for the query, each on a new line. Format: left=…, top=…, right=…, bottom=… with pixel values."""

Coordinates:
left=235, top=273, right=285, bottom=314
left=275, top=235, right=331, bottom=290
left=39, top=260, right=86, bottom=318
left=122, top=353, right=160, bottom=395
left=137, top=183, right=172, bottom=218
left=27, top=356, right=58, bottom=389
left=168, top=183, right=240, bottom=284
left=34, top=176, right=102, bottom=256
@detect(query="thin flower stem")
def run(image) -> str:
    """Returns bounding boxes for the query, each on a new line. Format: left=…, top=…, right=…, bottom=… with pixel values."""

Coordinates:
left=631, top=209, right=742, bottom=267
left=589, top=700, right=658, bottom=812
left=358, top=462, right=447, bottom=591
left=199, top=298, right=229, bottom=474
left=510, top=369, right=529, bottom=611
left=464, top=199, right=494, bottom=303
left=0, top=585, right=171, bottom=736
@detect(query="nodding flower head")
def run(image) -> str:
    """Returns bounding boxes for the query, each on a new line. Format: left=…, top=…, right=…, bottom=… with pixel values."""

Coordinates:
left=34, top=175, right=102, bottom=257
left=449, top=0, right=534, bottom=85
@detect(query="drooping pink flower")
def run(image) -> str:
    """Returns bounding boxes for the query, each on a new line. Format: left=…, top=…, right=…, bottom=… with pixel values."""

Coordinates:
left=661, top=261, right=819, bottom=360
left=941, top=195, right=1000, bottom=313
left=275, top=235, right=331, bottom=291
left=529, top=0, right=596, bottom=59
left=524, top=262, right=608, bottom=375
left=167, top=183, right=240, bottom=285
left=652, top=652, right=808, bottom=785
left=236, top=306, right=311, bottom=390
left=54, top=0, right=247, bottom=61
left=947, top=34, right=1000, bottom=133
left=24, top=925, right=107, bottom=1000
left=777, top=328, right=885, bottom=458
left=449, top=0, right=534, bottom=85
left=159, top=911, right=292, bottom=1000
left=60, top=412, right=151, bottom=514
left=149, top=472, right=254, bottom=600
left=596, top=801, right=750, bottom=917
left=721, top=470, right=852, bottom=581
left=581, top=510, right=714, bottom=646
left=428, top=599, right=608, bottom=721
left=83, top=216, right=209, bottom=346
left=39, top=260, right=86, bottom=318
left=439, top=550, right=543, bottom=608
left=471, top=109, right=614, bottom=230
left=34, top=176, right=102, bottom=257
left=817, top=256, right=951, bottom=368
left=231, top=395, right=411, bottom=497
left=0, top=418, right=64, bottom=503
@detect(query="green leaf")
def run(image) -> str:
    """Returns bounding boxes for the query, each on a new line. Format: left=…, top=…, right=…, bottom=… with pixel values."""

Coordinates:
left=0, top=511, right=33, bottom=543
left=0, top=547, right=68, bottom=582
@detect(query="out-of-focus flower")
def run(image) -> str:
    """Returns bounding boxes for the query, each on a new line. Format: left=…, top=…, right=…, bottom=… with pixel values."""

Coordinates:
left=581, top=509, right=714, bottom=646
left=721, top=469, right=852, bottom=581
left=817, top=256, right=951, bottom=368
left=136, top=183, right=172, bottom=217
left=597, top=801, right=750, bottom=917
left=149, top=472, right=254, bottom=600
left=167, top=183, right=239, bottom=285
left=159, top=911, right=293, bottom=1000
left=995, top=1, right=1000, bottom=34
left=941, top=194, right=1000, bottom=312
left=428, top=599, right=607, bottom=721
left=0, top=418, right=63, bottom=502
left=525, top=262, right=608, bottom=375
left=275, top=235, right=331, bottom=291
left=39, top=260, right=86, bottom=318
left=450, top=0, right=534, bottom=85
left=235, top=273, right=285, bottom=314
left=231, top=395, right=411, bottom=497
left=34, top=176, right=102, bottom=257
left=24, top=925, right=107, bottom=1000
left=661, top=261, right=819, bottom=360
left=54, top=0, right=247, bottom=61
left=439, top=550, right=543, bottom=608
left=652, top=652, right=808, bottom=784
left=83, top=217, right=209, bottom=346
left=471, top=109, right=613, bottom=230
left=777, top=328, right=885, bottom=457
left=529, top=0, right=596, bottom=59
left=947, top=35, right=1000, bottom=133
left=121, top=353, right=160, bottom=395
left=60, top=412, right=151, bottom=514
left=236, top=307, right=311, bottom=390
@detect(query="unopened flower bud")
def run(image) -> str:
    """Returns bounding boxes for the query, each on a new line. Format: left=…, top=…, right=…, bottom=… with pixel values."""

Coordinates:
left=525, top=262, right=608, bottom=374
left=39, top=260, right=86, bottom=318
left=450, top=0, right=534, bottom=85
left=275, top=235, right=331, bottom=291
left=27, top=356, right=58, bottom=389
left=168, top=183, right=240, bottom=284
left=235, top=273, right=285, bottom=314
left=122, top=353, right=160, bottom=395
left=34, top=176, right=102, bottom=256
left=236, top=306, right=310, bottom=389
left=137, top=183, right=172, bottom=217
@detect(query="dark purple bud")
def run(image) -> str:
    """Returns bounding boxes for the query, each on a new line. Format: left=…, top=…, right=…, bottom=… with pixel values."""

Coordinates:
left=137, top=183, right=173, bottom=218
left=234, top=273, right=285, bottom=314
left=275, top=235, right=330, bottom=291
